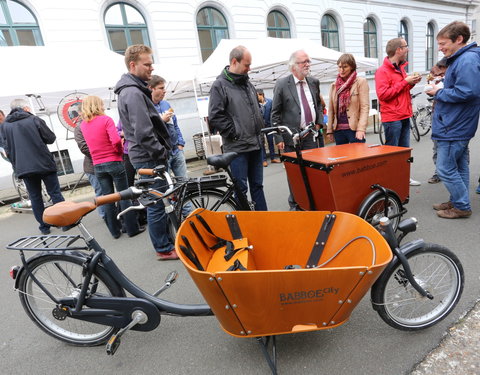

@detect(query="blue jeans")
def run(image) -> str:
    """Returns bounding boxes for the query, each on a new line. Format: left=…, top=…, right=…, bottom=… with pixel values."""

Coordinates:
left=262, top=133, right=278, bottom=161
left=133, top=160, right=174, bottom=253
left=22, top=172, right=64, bottom=233
left=334, top=129, right=366, bottom=145
left=86, top=172, right=105, bottom=219
left=436, top=140, right=471, bottom=211
left=94, top=161, right=139, bottom=238
left=230, top=149, right=268, bottom=211
left=382, top=118, right=411, bottom=148
left=168, top=149, right=192, bottom=217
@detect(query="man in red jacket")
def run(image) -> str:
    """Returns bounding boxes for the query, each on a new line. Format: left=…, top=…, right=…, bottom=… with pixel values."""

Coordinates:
left=375, top=37, right=422, bottom=186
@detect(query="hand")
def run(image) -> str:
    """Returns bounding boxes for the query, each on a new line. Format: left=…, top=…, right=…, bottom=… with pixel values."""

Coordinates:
left=425, top=83, right=441, bottom=97
left=177, top=145, right=184, bottom=151
left=327, top=134, right=334, bottom=143
left=405, top=74, right=422, bottom=86
left=355, top=130, right=366, bottom=140
left=276, top=141, right=285, bottom=151
left=161, top=111, right=174, bottom=122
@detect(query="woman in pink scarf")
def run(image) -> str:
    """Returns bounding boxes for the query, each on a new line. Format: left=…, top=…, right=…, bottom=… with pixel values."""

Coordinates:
left=326, top=54, right=370, bottom=145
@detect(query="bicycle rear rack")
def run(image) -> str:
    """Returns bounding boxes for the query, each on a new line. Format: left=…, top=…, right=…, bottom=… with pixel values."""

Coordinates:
left=6, top=235, right=89, bottom=252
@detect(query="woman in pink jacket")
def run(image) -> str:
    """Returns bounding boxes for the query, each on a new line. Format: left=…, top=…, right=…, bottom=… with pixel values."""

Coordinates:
left=326, top=54, right=370, bottom=145
left=80, top=95, right=143, bottom=239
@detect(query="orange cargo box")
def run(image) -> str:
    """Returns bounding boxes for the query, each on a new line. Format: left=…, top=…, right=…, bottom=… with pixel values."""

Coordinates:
left=282, top=143, right=412, bottom=213
left=176, top=209, right=392, bottom=338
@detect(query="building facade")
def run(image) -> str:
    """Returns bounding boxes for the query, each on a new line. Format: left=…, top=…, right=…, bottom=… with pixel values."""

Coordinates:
left=0, top=0, right=478, bottom=188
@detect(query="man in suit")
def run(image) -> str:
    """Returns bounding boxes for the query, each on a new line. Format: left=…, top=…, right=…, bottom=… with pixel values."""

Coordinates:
left=271, top=49, right=325, bottom=210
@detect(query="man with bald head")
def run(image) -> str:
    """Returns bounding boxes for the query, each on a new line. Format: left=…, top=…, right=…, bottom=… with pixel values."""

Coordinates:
left=208, top=45, right=267, bottom=210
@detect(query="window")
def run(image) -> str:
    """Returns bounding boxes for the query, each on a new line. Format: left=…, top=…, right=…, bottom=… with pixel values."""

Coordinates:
left=0, top=0, right=43, bottom=46
left=363, top=17, right=377, bottom=58
left=398, top=20, right=410, bottom=71
left=197, top=7, right=229, bottom=62
left=267, top=10, right=290, bottom=38
left=426, top=22, right=435, bottom=71
left=321, top=14, right=339, bottom=51
left=105, top=2, right=150, bottom=55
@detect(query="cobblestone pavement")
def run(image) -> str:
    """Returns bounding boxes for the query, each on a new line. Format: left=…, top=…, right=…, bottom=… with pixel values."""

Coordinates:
left=411, top=300, right=480, bottom=375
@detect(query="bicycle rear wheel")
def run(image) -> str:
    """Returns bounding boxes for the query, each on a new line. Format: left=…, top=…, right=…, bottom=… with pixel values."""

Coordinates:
left=372, top=244, right=464, bottom=331
left=180, top=188, right=241, bottom=214
left=379, top=123, right=385, bottom=145
left=415, top=108, right=432, bottom=136
left=410, top=118, right=420, bottom=142
left=17, top=254, right=123, bottom=346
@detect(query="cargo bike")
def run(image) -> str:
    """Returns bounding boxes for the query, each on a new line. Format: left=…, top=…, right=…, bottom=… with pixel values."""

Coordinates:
left=6, top=162, right=464, bottom=374
left=266, top=124, right=412, bottom=230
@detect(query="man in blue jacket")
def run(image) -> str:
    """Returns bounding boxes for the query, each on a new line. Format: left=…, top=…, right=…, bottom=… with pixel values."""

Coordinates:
left=426, top=21, right=480, bottom=219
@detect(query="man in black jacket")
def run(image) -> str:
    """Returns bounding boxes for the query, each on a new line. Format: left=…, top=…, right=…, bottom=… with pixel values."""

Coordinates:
left=114, top=44, right=176, bottom=260
left=1, top=99, right=64, bottom=234
left=208, top=45, right=267, bottom=210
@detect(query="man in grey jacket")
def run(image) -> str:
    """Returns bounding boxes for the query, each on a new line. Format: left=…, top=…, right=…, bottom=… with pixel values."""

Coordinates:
left=114, top=44, right=176, bottom=260
left=208, top=45, right=267, bottom=210
left=271, top=50, right=324, bottom=210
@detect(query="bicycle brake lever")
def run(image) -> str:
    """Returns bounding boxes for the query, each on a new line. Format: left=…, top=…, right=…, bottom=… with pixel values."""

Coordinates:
left=116, top=203, right=146, bottom=220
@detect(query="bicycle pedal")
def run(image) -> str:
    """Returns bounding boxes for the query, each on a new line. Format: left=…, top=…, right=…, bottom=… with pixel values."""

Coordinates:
left=106, top=335, right=121, bottom=355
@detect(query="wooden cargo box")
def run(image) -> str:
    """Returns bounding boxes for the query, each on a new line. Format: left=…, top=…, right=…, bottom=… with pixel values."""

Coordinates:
left=282, top=143, right=412, bottom=212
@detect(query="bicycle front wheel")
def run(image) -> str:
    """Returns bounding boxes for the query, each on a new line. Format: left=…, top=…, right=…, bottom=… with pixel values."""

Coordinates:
left=17, top=254, right=123, bottom=346
left=357, top=191, right=402, bottom=231
left=372, top=244, right=464, bottom=331
left=180, top=188, right=242, bottom=214
left=415, top=108, right=432, bottom=136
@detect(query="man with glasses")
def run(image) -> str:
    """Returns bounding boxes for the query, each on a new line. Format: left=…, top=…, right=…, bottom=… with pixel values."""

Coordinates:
left=271, top=49, right=325, bottom=210
left=375, top=38, right=422, bottom=186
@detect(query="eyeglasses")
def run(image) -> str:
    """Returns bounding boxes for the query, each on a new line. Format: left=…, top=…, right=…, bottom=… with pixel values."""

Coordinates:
left=295, top=59, right=311, bottom=65
left=399, top=45, right=408, bottom=49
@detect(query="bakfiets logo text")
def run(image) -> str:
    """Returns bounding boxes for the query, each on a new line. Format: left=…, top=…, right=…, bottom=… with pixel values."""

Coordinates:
left=279, top=287, right=339, bottom=305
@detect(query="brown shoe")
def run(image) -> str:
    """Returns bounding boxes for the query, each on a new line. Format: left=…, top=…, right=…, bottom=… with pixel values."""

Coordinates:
left=271, top=159, right=281, bottom=163
left=433, top=201, right=453, bottom=211
left=263, top=161, right=268, bottom=167
left=437, top=207, right=472, bottom=219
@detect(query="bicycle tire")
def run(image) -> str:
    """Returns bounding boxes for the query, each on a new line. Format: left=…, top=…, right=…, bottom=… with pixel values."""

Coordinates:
left=372, top=244, right=464, bottom=331
left=379, top=123, right=385, bottom=145
left=410, top=118, right=420, bottom=142
left=415, top=107, right=432, bottom=136
left=17, top=254, right=123, bottom=346
left=357, top=191, right=402, bottom=231
left=179, top=188, right=242, bottom=214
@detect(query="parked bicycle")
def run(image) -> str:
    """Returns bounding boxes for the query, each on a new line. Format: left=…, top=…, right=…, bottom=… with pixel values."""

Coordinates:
left=414, top=96, right=433, bottom=136
left=378, top=92, right=422, bottom=144
left=7, top=188, right=464, bottom=374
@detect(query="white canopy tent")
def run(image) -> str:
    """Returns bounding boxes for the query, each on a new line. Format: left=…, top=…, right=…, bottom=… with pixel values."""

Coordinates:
left=196, top=38, right=379, bottom=87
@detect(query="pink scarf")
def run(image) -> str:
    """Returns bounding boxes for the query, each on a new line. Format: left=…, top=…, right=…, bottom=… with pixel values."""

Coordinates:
left=335, top=71, right=357, bottom=114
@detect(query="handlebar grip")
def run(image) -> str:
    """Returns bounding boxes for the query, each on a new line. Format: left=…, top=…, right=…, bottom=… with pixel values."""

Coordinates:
left=138, top=168, right=155, bottom=176
left=118, top=187, right=139, bottom=201
left=95, top=192, right=121, bottom=206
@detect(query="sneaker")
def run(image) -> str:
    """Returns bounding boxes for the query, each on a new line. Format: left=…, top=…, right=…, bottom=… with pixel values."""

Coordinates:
left=428, top=176, right=441, bottom=184
left=263, top=161, right=268, bottom=167
left=476, top=185, right=480, bottom=194
left=271, top=159, right=281, bottom=163
left=437, top=207, right=472, bottom=219
left=409, top=178, right=421, bottom=186
left=433, top=201, right=454, bottom=211
left=156, top=250, right=179, bottom=260
left=40, top=228, right=51, bottom=235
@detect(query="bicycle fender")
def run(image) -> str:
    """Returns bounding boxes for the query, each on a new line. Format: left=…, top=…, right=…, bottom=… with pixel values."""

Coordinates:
left=370, top=239, right=425, bottom=310
left=357, top=188, right=404, bottom=218
left=14, top=250, right=90, bottom=290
